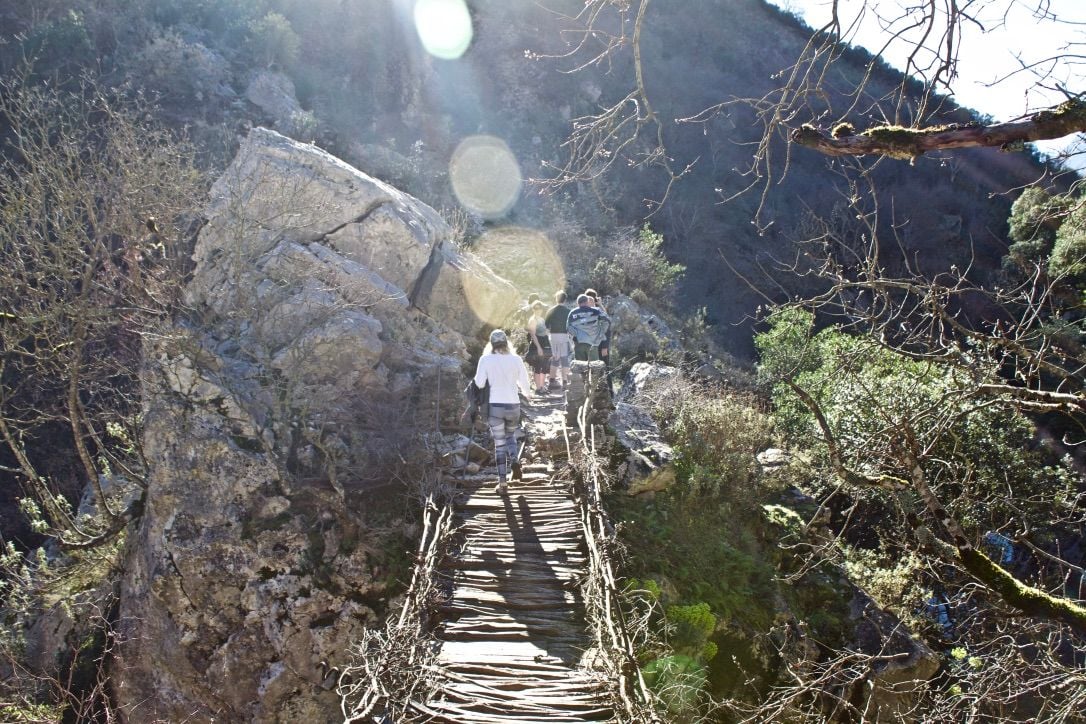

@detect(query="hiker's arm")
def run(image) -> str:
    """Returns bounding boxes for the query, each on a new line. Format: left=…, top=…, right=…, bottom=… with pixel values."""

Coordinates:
left=528, top=319, right=543, bottom=353
left=473, top=357, right=488, bottom=388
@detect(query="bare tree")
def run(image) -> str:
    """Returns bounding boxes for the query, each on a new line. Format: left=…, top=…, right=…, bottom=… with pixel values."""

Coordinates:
left=0, top=75, right=205, bottom=548
left=539, top=0, right=1085, bottom=222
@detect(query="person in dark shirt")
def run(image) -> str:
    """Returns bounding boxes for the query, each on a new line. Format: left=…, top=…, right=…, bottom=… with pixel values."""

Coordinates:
left=544, top=290, right=571, bottom=389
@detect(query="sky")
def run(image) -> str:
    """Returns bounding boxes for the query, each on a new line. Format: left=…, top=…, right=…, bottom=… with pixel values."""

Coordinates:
left=767, top=0, right=1086, bottom=159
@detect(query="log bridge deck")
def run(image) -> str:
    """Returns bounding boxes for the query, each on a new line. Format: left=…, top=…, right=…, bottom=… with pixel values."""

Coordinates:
left=414, top=392, right=615, bottom=722
left=341, top=363, right=657, bottom=723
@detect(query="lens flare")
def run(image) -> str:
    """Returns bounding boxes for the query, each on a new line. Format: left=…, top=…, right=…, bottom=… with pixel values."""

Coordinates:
left=449, top=135, right=522, bottom=220
left=413, top=0, right=473, bottom=60
left=463, top=228, right=566, bottom=324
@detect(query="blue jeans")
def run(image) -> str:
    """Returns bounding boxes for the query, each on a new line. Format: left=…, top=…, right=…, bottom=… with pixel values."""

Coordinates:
left=488, top=403, right=520, bottom=481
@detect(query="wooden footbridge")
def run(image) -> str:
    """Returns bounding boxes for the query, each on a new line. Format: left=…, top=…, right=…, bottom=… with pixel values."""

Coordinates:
left=340, top=363, right=660, bottom=723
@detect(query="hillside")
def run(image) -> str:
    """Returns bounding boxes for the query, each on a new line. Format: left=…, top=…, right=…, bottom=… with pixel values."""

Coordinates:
left=0, top=0, right=1051, bottom=353
left=2, top=1, right=1083, bottom=721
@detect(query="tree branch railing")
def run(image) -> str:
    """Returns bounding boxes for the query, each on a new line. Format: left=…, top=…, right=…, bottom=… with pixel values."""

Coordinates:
left=338, top=483, right=455, bottom=721
left=572, top=368, right=664, bottom=722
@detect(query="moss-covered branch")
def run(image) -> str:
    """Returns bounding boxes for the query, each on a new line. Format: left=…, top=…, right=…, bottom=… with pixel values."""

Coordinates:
left=957, top=547, right=1086, bottom=636
left=904, top=436, right=1086, bottom=637
left=791, top=99, right=1086, bottom=160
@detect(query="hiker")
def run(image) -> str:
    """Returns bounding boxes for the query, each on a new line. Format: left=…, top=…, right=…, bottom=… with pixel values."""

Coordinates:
left=567, top=293, right=610, bottom=362
left=472, top=329, right=532, bottom=495
left=583, top=288, right=610, bottom=363
left=525, top=300, right=551, bottom=395
left=584, top=288, right=607, bottom=315
left=544, top=290, right=572, bottom=389
left=511, top=292, right=541, bottom=332
left=585, top=288, right=614, bottom=394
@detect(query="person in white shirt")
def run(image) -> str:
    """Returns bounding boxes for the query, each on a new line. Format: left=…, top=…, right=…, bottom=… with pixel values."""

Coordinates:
left=473, top=329, right=532, bottom=494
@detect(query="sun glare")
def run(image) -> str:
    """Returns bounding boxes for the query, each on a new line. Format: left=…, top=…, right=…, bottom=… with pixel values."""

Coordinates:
left=449, top=135, right=523, bottom=220
left=413, top=0, right=473, bottom=60
left=468, top=226, right=566, bottom=299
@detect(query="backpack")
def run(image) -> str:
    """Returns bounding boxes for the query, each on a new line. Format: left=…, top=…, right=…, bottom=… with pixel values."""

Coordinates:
left=462, top=379, right=490, bottom=426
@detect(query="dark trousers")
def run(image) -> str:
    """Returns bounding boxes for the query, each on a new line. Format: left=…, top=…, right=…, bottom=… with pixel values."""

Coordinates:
left=573, top=342, right=599, bottom=362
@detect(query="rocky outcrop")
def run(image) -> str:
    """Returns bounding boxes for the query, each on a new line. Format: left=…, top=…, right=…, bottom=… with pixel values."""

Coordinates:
left=245, top=71, right=312, bottom=139
left=605, top=294, right=682, bottom=360
left=849, top=590, right=940, bottom=717
left=610, top=363, right=677, bottom=496
left=115, top=128, right=517, bottom=721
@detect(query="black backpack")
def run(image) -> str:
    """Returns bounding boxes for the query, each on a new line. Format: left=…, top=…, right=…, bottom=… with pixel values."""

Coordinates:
left=462, top=379, right=490, bottom=426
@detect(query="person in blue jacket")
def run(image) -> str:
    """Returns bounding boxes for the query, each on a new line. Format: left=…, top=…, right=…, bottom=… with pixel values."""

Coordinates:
left=566, top=294, right=610, bottom=362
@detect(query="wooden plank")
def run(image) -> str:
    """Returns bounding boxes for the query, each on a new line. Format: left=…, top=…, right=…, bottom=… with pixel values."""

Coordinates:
left=408, top=394, right=616, bottom=722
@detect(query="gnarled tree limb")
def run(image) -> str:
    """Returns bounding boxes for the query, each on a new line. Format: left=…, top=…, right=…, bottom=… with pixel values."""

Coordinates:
left=792, top=99, right=1086, bottom=160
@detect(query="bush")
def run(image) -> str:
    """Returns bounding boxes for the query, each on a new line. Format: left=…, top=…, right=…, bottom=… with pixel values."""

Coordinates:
left=247, top=12, right=300, bottom=69
left=16, top=10, right=95, bottom=80
left=642, top=654, right=708, bottom=719
left=589, top=224, right=685, bottom=301
left=670, top=392, right=775, bottom=502
left=667, top=602, right=719, bottom=661
left=1049, top=199, right=1086, bottom=285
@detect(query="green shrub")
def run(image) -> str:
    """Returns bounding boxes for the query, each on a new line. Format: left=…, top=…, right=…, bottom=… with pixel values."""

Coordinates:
left=589, top=224, right=685, bottom=301
left=842, top=545, right=926, bottom=625
left=670, top=392, right=774, bottom=503
left=19, top=10, right=94, bottom=80
left=1049, top=200, right=1086, bottom=285
left=667, top=602, right=718, bottom=661
left=642, top=654, right=708, bottom=719
left=247, top=12, right=300, bottom=69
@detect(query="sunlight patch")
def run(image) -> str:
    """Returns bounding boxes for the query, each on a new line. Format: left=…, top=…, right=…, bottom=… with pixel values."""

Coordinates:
left=413, top=0, right=473, bottom=60
left=449, top=135, right=522, bottom=220
left=466, top=226, right=566, bottom=303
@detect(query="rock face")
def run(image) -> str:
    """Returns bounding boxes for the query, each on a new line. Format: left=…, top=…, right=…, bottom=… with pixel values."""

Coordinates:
left=610, top=363, right=678, bottom=495
left=245, top=71, right=311, bottom=139
left=605, top=294, right=682, bottom=360
left=115, top=128, right=517, bottom=721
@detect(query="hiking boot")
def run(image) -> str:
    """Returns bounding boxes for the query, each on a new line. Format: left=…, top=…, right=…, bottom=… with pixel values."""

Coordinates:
left=511, top=462, right=523, bottom=481
left=548, top=379, right=561, bottom=391
left=495, top=480, right=508, bottom=495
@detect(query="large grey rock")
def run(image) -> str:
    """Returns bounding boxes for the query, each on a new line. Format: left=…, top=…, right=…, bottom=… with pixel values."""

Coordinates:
left=615, top=362, right=679, bottom=405
left=116, top=128, right=517, bottom=721
left=606, top=294, right=682, bottom=360
left=849, top=591, right=940, bottom=716
left=115, top=373, right=375, bottom=721
left=187, top=127, right=516, bottom=339
left=610, top=402, right=675, bottom=496
left=245, top=71, right=310, bottom=138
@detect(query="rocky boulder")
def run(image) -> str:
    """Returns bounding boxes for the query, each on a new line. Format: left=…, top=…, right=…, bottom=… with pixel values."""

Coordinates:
left=614, top=361, right=679, bottom=405
left=609, top=363, right=678, bottom=496
left=245, top=71, right=312, bottom=139
left=605, top=294, right=682, bottom=360
left=115, top=128, right=517, bottom=721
